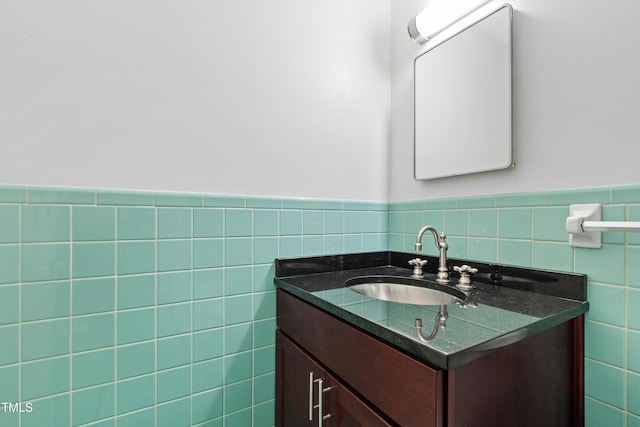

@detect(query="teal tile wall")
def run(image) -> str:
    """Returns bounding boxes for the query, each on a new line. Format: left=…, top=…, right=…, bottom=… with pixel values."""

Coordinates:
left=390, top=184, right=640, bottom=426
left=5, top=181, right=638, bottom=425
left=0, top=184, right=388, bottom=427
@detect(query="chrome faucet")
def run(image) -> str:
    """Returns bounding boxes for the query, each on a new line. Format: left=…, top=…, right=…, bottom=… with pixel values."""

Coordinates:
left=415, top=225, right=449, bottom=283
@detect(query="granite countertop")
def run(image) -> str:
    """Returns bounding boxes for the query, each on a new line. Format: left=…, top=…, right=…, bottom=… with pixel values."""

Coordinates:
left=274, top=251, right=589, bottom=370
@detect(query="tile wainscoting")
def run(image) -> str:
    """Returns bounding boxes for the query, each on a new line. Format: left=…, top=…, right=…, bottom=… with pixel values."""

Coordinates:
left=1, top=182, right=639, bottom=426
left=389, top=185, right=640, bottom=427
left=0, top=185, right=388, bottom=427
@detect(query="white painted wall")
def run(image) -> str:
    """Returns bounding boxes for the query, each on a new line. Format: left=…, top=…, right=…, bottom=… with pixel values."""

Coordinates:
left=390, top=0, right=640, bottom=201
left=0, top=0, right=390, bottom=201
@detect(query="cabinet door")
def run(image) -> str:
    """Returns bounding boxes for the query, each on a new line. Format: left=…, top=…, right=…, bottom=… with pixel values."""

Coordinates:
left=325, top=372, right=395, bottom=427
left=277, top=330, right=394, bottom=427
left=276, top=330, right=327, bottom=426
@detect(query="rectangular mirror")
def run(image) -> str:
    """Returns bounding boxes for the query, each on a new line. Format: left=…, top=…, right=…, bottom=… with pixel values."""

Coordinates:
left=414, top=4, right=512, bottom=180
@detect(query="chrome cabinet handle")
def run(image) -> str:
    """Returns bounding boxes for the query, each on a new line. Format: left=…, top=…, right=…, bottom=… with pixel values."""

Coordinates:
left=308, top=372, right=315, bottom=421
left=309, top=372, right=332, bottom=426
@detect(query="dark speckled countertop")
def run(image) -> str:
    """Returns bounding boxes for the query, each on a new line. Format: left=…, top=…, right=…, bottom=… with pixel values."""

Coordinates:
left=274, top=251, right=589, bottom=370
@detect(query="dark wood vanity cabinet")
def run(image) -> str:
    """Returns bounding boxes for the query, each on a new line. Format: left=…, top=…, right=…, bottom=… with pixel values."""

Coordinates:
left=276, top=289, right=584, bottom=427
left=276, top=331, right=393, bottom=427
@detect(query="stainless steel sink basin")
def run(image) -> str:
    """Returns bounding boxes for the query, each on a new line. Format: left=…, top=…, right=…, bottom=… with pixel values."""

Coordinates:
left=345, top=275, right=466, bottom=306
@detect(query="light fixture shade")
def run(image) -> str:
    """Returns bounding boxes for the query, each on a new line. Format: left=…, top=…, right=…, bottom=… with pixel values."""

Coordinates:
left=408, top=0, right=493, bottom=45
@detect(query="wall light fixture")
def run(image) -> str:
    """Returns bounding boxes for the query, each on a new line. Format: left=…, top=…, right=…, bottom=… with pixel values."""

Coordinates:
left=408, top=0, right=493, bottom=44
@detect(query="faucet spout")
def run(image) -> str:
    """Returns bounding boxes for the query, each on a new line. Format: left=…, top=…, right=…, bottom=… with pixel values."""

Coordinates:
left=415, top=225, right=450, bottom=283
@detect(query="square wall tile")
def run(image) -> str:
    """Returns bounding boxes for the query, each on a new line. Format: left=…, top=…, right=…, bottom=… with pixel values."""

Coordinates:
left=22, top=205, right=70, bottom=242
left=191, top=387, right=223, bottom=424
left=117, top=309, right=155, bottom=345
left=0, top=205, right=19, bottom=243
left=226, top=209, right=253, bottom=237
left=157, top=303, right=191, bottom=337
left=585, top=359, right=625, bottom=409
left=117, top=341, right=155, bottom=379
left=158, top=239, right=192, bottom=272
left=72, top=242, right=115, bottom=279
left=117, top=241, right=156, bottom=276
left=73, top=313, right=115, bottom=352
left=193, top=329, right=224, bottom=362
left=629, top=330, right=640, bottom=374
left=303, top=211, right=324, bottom=235
left=630, top=289, right=640, bottom=331
left=497, top=208, right=531, bottom=239
left=117, top=275, right=156, bottom=310
left=72, top=348, right=115, bottom=389
left=117, top=207, right=156, bottom=240
left=253, top=237, right=278, bottom=265
left=225, top=238, right=252, bottom=267
left=225, top=323, right=252, bottom=353
left=469, top=238, right=497, bottom=263
left=22, top=243, right=70, bottom=283
left=158, top=334, right=191, bottom=370
left=443, top=210, right=468, bottom=237
left=585, top=320, right=625, bottom=367
left=0, top=365, right=19, bottom=402
left=193, top=269, right=223, bottom=300
left=254, top=346, right=275, bottom=377
left=157, top=366, right=191, bottom=403
left=22, top=394, right=70, bottom=427
left=586, top=282, right=626, bottom=327
left=192, top=359, right=223, bottom=393
left=254, top=210, right=279, bottom=236
left=158, top=208, right=192, bottom=239
left=0, top=285, right=19, bottom=325
left=225, top=295, right=253, bottom=325
left=158, top=271, right=191, bottom=305
left=156, top=397, right=190, bottom=427
left=629, top=246, right=640, bottom=288
left=193, top=239, right=223, bottom=269
left=72, top=206, right=115, bottom=241
left=194, top=208, right=223, bottom=238
left=21, top=356, right=69, bottom=400
left=630, top=372, right=640, bottom=416
left=532, top=207, right=569, bottom=242
left=532, top=242, right=573, bottom=272
left=0, top=325, right=19, bottom=366
left=280, top=210, right=302, bottom=236
left=193, top=299, right=223, bottom=331
left=576, top=245, right=626, bottom=286
left=585, top=396, right=625, bottom=427
left=497, top=240, right=531, bottom=267
left=254, top=372, right=275, bottom=404
left=254, top=291, right=276, bottom=321
left=224, top=379, right=252, bottom=413
left=469, top=210, right=497, bottom=238
left=225, top=266, right=252, bottom=296
left=22, top=281, right=70, bottom=321
left=72, top=383, right=115, bottom=426
left=117, top=374, right=155, bottom=415
left=21, top=318, right=69, bottom=361
left=224, top=351, right=252, bottom=384
left=0, top=245, right=19, bottom=285
left=118, top=407, right=155, bottom=426
left=73, top=277, right=115, bottom=315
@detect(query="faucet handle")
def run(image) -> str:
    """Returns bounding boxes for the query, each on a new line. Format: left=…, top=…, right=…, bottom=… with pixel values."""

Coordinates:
left=409, top=258, right=427, bottom=278
left=453, top=265, right=478, bottom=290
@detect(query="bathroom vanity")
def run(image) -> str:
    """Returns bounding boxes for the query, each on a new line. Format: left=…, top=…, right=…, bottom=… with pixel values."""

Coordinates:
left=274, top=252, right=588, bottom=427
